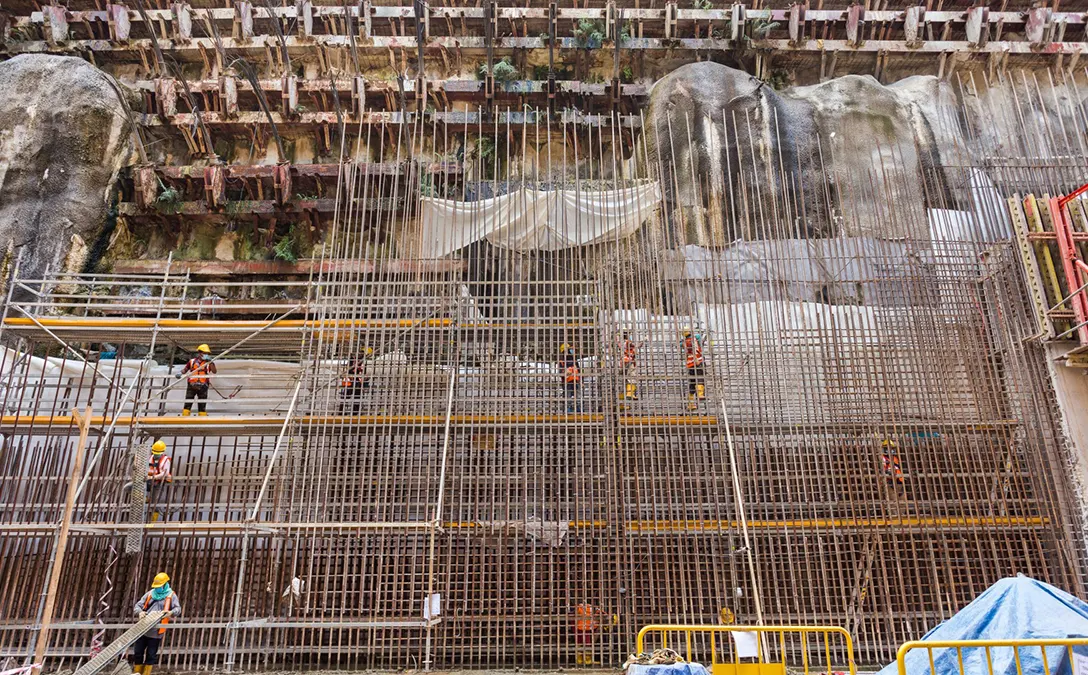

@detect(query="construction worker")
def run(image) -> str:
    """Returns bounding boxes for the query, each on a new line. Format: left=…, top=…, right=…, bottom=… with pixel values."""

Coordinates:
left=146, top=440, right=172, bottom=523
left=560, top=343, right=583, bottom=413
left=178, top=344, right=216, bottom=416
left=572, top=603, right=615, bottom=665
left=682, top=329, right=706, bottom=411
left=339, top=347, right=374, bottom=415
left=619, top=331, right=639, bottom=404
left=881, top=439, right=904, bottom=485
left=131, top=573, right=181, bottom=675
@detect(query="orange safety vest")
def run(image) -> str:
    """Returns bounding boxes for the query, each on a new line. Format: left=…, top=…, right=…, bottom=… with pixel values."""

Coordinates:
left=574, top=604, right=599, bottom=633
left=564, top=365, right=582, bottom=384
left=882, top=450, right=904, bottom=484
left=148, top=455, right=173, bottom=483
left=186, top=358, right=212, bottom=386
left=341, top=363, right=366, bottom=388
left=684, top=337, right=704, bottom=368
left=143, top=593, right=172, bottom=635
left=622, top=340, right=637, bottom=365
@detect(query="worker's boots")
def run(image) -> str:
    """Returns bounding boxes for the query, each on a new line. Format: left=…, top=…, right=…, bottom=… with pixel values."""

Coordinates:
left=695, top=383, right=706, bottom=400
left=624, top=382, right=638, bottom=400
left=181, top=409, right=191, bottom=417
left=143, top=666, right=154, bottom=675
left=687, top=395, right=698, bottom=411
left=198, top=411, right=208, bottom=417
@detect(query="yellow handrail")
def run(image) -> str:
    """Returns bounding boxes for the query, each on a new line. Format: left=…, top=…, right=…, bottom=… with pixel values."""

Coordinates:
left=636, top=624, right=857, bottom=675
left=896, top=637, right=1088, bottom=675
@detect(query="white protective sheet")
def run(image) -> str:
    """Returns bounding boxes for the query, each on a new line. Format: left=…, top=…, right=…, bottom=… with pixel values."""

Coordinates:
left=418, top=182, right=661, bottom=257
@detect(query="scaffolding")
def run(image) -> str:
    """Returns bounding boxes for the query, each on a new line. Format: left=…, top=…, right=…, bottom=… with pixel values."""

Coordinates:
left=0, top=81, right=1087, bottom=672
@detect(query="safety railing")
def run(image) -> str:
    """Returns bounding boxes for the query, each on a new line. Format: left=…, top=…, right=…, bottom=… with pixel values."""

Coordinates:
left=896, top=638, right=1088, bottom=675
left=636, top=624, right=858, bottom=675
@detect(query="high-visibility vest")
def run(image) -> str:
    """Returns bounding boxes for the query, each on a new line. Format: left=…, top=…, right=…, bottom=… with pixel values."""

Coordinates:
left=564, top=365, right=582, bottom=384
left=882, top=451, right=904, bottom=483
left=143, top=593, right=173, bottom=635
left=148, top=455, right=173, bottom=483
left=684, top=337, right=704, bottom=368
left=341, top=364, right=366, bottom=388
left=186, top=358, right=212, bottom=385
left=574, top=604, right=599, bottom=632
left=622, top=341, right=637, bottom=365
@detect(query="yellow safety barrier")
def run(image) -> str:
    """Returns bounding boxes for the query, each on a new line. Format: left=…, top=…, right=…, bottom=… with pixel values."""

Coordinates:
left=636, top=624, right=858, bottom=675
left=896, top=637, right=1088, bottom=675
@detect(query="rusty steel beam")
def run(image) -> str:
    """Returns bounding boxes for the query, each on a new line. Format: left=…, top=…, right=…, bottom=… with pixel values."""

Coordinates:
left=113, top=258, right=466, bottom=276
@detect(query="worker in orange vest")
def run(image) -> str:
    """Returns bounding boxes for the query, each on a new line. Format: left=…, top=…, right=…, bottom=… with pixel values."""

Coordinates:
left=560, top=343, right=583, bottom=413
left=619, top=331, right=639, bottom=403
left=572, top=603, right=615, bottom=665
left=146, top=440, right=172, bottom=523
left=682, top=329, right=706, bottom=410
left=131, top=572, right=182, bottom=675
left=881, top=439, right=904, bottom=486
left=178, top=344, right=216, bottom=416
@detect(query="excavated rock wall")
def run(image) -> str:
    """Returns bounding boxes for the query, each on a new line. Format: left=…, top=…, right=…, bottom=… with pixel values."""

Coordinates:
left=0, top=54, right=134, bottom=283
left=642, top=61, right=1012, bottom=242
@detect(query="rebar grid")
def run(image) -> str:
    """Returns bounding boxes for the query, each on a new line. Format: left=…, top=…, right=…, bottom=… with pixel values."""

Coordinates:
left=0, top=72, right=1086, bottom=672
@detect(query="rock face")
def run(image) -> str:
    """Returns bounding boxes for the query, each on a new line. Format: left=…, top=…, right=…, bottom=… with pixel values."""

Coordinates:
left=0, top=54, right=134, bottom=283
left=644, top=62, right=959, bottom=242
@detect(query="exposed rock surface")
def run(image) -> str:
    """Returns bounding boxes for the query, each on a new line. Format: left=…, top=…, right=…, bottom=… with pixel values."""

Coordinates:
left=644, top=62, right=961, bottom=241
left=0, top=54, right=134, bottom=282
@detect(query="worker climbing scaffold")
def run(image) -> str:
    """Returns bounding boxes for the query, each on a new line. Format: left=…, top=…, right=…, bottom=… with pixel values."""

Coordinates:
left=146, top=440, right=172, bottom=523
left=130, top=573, right=181, bottom=675
left=339, top=347, right=374, bottom=415
left=682, top=329, right=706, bottom=411
left=560, top=343, right=583, bottom=413
left=618, top=331, right=639, bottom=407
left=881, top=438, right=904, bottom=487
left=178, top=344, right=216, bottom=416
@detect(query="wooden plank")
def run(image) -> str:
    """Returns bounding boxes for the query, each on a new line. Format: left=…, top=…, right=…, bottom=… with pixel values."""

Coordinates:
left=32, top=406, right=93, bottom=666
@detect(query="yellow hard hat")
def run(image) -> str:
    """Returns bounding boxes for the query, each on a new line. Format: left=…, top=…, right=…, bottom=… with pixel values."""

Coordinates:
left=682, top=329, right=692, bottom=337
left=559, top=343, right=571, bottom=353
left=882, top=438, right=897, bottom=448
left=196, top=344, right=211, bottom=354
left=151, top=572, right=170, bottom=588
left=152, top=440, right=166, bottom=454
left=364, top=347, right=375, bottom=357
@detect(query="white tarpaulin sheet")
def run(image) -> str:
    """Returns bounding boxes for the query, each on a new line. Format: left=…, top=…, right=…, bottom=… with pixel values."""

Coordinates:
left=419, top=182, right=661, bottom=257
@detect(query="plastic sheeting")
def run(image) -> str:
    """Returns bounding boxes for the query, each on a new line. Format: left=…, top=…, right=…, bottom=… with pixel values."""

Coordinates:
left=628, top=663, right=712, bottom=675
left=876, top=575, right=1088, bottom=675
left=418, top=182, right=661, bottom=257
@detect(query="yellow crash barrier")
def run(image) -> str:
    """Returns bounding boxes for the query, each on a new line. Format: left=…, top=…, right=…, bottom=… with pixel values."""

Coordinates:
left=896, top=637, right=1088, bottom=675
left=636, top=624, right=858, bottom=675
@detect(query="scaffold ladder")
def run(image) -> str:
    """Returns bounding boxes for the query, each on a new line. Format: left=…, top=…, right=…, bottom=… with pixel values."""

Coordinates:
left=72, top=611, right=166, bottom=675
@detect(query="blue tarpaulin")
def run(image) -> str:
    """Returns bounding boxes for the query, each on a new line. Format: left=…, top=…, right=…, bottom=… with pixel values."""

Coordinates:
left=628, top=663, right=712, bottom=675
left=877, top=575, right=1088, bottom=675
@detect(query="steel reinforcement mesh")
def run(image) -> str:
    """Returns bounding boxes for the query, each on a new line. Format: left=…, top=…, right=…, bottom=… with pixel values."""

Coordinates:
left=0, top=82, right=1087, bottom=671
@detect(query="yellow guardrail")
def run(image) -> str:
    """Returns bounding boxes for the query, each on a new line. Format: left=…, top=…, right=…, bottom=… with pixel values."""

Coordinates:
left=636, top=624, right=858, bottom=675
left=896, top=637, right=1088, bottom=675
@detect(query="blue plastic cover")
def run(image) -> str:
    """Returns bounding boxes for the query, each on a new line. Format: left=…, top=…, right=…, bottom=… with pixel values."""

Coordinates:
left=628, top=662, right=712, bottom=675
left=876, top=575, right=1088, bottom=675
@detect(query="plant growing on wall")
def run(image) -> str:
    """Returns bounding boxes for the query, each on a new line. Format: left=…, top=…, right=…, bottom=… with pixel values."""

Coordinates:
left=750, top=18, right=780, bottom=38
left=156, top=180, right=183, bottom=215
left=478, top=57, right=519, bottom=82
left=574, top=19, right=605, bottom=49
left=273, top=223, right=311, bottom=263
